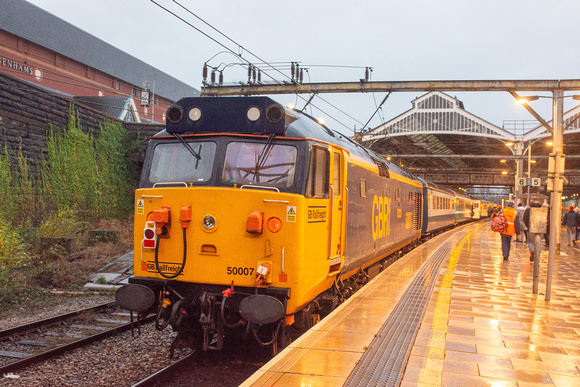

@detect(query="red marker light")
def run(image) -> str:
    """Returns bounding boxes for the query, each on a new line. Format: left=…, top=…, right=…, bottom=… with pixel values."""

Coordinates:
left=143, top=221, right=157, bottom=248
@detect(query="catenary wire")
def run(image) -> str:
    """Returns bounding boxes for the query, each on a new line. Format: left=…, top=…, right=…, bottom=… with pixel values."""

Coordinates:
left=156, top=0, right=362, bottom=131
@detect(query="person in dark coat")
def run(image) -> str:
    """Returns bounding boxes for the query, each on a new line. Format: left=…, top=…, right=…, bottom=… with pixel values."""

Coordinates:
left=575, top=207, right=580, bottom=242
left=516, top=203, right=527, bottom=242
left=563, top=206, right=578, bottom=246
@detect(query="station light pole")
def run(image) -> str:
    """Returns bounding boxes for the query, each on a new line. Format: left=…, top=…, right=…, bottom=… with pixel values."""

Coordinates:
left=546, top=89, right=564, bottom=301
left=514, top=142, right=524, bottom=198
left=527, top=141, right=532, bottom=205
left=515, top=92, right=580, bottom=301
left=524, top=141, right=542, bottom=206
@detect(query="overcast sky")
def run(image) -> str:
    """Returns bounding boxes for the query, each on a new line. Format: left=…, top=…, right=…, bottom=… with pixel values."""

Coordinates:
left=26, top=0, right=580, bottom=136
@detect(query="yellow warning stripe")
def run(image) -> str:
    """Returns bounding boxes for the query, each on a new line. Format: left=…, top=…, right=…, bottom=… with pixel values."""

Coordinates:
left=416, top=223, right=485, bottom=384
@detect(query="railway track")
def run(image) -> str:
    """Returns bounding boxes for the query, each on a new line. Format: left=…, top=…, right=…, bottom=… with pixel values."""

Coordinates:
left=0, top=301, right=153, bottom=375
left=131, top=352, right=196, bottom=387
left=130, top=345, right=270, bottom=387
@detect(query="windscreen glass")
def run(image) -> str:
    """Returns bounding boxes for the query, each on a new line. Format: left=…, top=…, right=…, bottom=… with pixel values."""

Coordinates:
left=222, top=142, right=297, bottom=188
left=148, top=141, right=216, bottom=183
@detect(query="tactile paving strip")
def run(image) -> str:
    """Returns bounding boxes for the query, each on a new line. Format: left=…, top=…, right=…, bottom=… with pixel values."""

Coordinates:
left=344, top=233, right=464, bottom=386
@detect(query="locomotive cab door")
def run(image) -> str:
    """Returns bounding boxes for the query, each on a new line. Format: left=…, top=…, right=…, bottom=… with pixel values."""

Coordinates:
left=328, top=149, right=344, bottom=273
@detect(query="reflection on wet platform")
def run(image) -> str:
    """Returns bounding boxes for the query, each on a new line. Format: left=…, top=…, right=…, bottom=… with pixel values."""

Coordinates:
left=243, top=220, right=580, bottom=386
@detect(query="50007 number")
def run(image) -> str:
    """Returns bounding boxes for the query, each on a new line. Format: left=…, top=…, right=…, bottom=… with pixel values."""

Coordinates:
left=226, top=267, right=254, bottom=276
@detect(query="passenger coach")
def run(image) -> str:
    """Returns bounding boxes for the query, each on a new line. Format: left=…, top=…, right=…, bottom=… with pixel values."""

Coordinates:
left=421, top=181, right=456, bottom=234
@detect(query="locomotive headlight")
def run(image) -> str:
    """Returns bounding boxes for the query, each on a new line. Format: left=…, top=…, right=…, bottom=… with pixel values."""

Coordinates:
left=166, top=105, right=184, bottom=124
left=247, top=106, right=261, bottom=122
left=188, top=107, right=202, bottom=121
left=202, top=215, right=216, bottom=231
left=266, top=104, right=284, bottom=124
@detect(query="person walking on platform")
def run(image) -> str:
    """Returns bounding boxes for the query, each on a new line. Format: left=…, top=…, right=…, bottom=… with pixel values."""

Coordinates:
left=523, top=201, right=541, bottom=261
left=516, top=203, right=526, bottom=242
left=563, top=206, right=578, bottom=246
left=501, top=201, right=521, bottom=261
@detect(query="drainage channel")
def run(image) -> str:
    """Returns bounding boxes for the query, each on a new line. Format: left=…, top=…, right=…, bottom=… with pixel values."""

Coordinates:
left=344, top=229, right=469, bottom=387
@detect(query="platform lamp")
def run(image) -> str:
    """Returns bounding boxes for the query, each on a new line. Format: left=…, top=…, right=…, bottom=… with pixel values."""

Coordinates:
left=503, top=141, right=523, bottom=200
left=498, top=157, right=516, bottom=204
left=514, top=92, right=580, bottom=301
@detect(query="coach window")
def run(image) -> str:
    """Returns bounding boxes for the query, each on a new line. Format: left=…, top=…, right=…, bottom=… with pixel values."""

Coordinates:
left=306, top=146, right=329, bottom=198
left=396, top=187, right=401, bottom=206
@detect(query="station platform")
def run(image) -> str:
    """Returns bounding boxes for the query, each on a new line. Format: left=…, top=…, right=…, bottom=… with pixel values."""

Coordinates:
left=242, top=220, right=580, bottom=386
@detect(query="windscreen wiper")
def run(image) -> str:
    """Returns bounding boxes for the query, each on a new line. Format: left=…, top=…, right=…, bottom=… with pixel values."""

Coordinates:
left=173, top=133, right=202, bottom=169
left=254, top=133, right=276, bottom=182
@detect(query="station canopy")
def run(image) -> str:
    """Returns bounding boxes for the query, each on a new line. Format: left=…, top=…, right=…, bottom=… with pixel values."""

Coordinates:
left=361, top=91, right=580, bottom=180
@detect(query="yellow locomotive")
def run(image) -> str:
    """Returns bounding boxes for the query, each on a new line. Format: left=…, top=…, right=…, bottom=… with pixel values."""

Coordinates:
left=116, top=96, right=423, bottom=354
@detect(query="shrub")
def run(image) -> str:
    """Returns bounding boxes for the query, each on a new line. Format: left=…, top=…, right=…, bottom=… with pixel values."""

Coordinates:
left=0, top=146, right=13, bottom=220
left=95, top=119, right=134, bottom=218
left=43, top=105, right=98, bottom=220
left=39, top=208, right=84, bottom=239
left=0, top=218, right=23, bottom=256
left=0, top=103, right=139, bottom=302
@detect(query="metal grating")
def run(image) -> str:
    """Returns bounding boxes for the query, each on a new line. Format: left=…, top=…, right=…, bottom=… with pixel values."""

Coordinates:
left=412, top=192, right=422, bottom=231
left=344, top=235, right=462, bottom=386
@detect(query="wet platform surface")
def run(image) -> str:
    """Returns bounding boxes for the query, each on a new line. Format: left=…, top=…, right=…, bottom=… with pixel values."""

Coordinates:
left=242, top=221, right=580, bottom=386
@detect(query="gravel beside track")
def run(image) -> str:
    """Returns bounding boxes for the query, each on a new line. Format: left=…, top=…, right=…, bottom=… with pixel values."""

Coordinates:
left=0, top=294, right=114, bottom=331
left=0, top=294, right=264, bottom=386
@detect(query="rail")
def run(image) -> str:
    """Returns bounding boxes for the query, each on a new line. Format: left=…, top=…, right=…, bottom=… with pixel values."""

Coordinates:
left=0, top=302, right=154, bottom=374
left=131, top=352, right=196, bottom=387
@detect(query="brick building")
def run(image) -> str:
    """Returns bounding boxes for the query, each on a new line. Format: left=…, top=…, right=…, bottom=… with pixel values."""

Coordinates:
left=0, top=0, right=198, bottom=123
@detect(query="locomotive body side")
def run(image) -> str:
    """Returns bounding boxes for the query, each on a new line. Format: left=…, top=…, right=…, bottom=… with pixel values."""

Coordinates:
left=343, top=161, right=422, bottom=276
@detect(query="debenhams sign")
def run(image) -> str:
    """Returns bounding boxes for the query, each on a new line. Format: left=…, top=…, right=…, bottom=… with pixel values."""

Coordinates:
left=1, top=56, right=34, bottom=75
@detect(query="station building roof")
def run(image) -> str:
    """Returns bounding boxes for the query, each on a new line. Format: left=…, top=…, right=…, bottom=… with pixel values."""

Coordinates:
left=73, top=96, right=141, bottom=123
left=0, top=0, right=198, bottom=102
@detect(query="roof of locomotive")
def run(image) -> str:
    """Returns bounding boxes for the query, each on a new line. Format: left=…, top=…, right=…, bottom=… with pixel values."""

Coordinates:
left=154, top=96, right=419, bottom=181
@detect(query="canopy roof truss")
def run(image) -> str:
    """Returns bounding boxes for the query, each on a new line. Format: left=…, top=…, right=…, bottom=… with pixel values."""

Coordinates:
left=362, top=92, right=514, bottom=142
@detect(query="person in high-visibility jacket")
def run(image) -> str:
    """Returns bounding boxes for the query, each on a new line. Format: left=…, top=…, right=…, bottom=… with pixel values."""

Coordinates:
left=501, top=201, right=521, bottom=261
